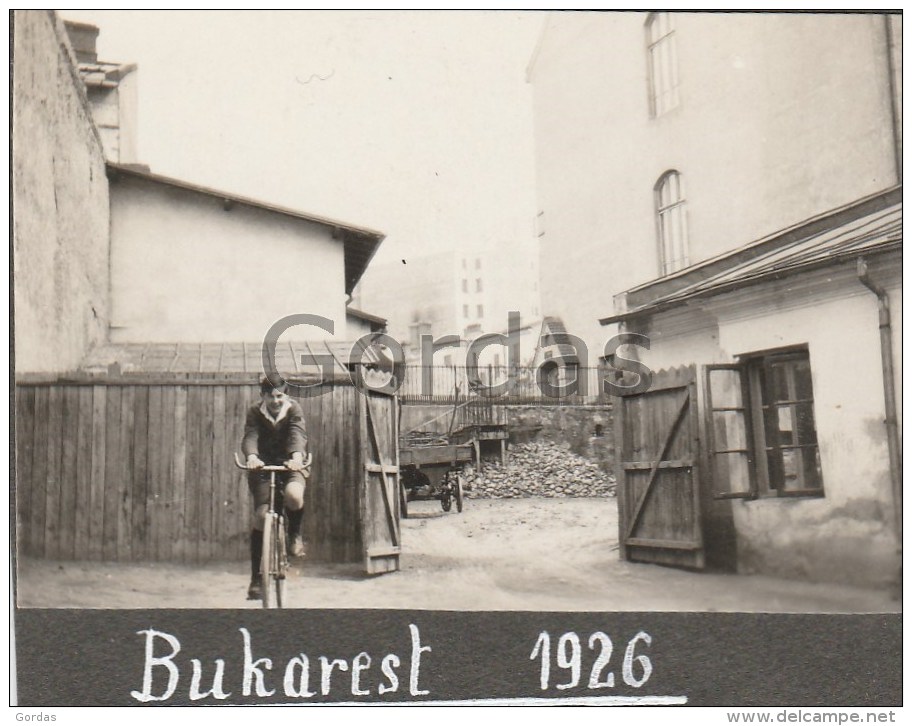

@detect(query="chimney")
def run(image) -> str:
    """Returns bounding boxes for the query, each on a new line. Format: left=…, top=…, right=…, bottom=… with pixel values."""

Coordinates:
left=63, top=21, right=99, bottom=64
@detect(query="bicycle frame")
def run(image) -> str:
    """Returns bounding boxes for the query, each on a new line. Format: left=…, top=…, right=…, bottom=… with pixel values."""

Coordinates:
left=234, top=453, right=312, bottom=608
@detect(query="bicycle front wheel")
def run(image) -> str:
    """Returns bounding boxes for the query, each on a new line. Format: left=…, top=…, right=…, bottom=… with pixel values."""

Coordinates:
left=260, top=517, right=274, bottom=609
left=274, top=516, right=288, bottom=608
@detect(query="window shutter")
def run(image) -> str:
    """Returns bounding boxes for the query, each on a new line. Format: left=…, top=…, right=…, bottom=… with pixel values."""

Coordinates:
left=704, top=364, right=755, bottom=499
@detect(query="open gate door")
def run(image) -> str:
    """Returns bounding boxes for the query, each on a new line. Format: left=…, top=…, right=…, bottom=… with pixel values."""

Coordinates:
left=614, top=365, right=705, bottom=569
left=360, top=389, right=401, bottom=574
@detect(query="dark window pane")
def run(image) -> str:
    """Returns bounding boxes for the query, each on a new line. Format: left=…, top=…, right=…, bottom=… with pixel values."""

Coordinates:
left=795, top=402, right=818, bottom=445
left=793, top=359, right=814, bottom=401
left=766, top=448, right=784, bottom=490
left=768, top=362, right=790, bottom=402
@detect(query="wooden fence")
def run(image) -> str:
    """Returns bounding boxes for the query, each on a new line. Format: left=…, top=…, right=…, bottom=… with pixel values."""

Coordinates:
left=15, top=377, right=375, bottom=564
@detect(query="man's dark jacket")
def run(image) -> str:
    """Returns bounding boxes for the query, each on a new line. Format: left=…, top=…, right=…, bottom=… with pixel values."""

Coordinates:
left=241, top=400, right=308, bottom=464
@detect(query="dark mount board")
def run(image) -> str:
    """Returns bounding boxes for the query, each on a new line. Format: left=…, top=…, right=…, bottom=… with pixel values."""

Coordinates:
left=14, top=609, right=901, bottom=706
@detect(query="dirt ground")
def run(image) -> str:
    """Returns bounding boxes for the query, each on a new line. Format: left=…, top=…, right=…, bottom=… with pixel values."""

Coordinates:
left=15, top=498, right=899, bottom=612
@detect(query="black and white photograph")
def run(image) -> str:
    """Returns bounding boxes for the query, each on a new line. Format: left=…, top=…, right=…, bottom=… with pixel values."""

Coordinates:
left=10, top=9, right=902, bottom=709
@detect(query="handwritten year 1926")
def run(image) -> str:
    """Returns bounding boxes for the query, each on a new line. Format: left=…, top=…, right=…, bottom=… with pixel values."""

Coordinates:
left=530, top=630, right=653, bottom=691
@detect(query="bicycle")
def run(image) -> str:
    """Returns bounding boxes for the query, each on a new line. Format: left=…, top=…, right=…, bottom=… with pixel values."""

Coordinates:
left=234, top=452, right=312, bottom=609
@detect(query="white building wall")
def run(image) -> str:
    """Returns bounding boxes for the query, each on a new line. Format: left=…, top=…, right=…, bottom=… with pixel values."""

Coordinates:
left=109, top=177, right=347, bottom=343
left=634, top=265, right=900, bottom=588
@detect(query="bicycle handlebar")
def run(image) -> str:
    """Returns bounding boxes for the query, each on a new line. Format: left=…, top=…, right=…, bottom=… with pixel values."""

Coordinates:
left=234, top=452, right=313, bottom=472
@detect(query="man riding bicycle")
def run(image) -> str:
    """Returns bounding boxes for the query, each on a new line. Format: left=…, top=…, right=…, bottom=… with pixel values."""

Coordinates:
left=243, top=377, right=308, bottom=600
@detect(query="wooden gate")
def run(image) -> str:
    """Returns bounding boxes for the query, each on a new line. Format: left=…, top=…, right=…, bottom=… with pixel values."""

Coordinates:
left=360, top=389, right=401, bottom=574
left=613, top=365, right=705, bottom=569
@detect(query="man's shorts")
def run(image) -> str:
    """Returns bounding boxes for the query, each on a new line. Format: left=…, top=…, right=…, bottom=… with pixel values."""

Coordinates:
left=247, top=470, right=307, bottom=510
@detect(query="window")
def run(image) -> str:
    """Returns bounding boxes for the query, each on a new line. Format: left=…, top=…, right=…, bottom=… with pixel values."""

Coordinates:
left=476, top=304, right=484, bottom=318
left=475, top=258, right=481, bottom=270
left=475, top=278, right=483, bottom=292
left=655, top=170, right=689, bottom=275
left=706, top=348, right=824, bottom=500
left=462, top=304, right=469, bottom=318
left=462, top=279, right=468, bottom=293
left=646, top=12, right=680, bottom=117
left=462, top=258, right=467, bottom=269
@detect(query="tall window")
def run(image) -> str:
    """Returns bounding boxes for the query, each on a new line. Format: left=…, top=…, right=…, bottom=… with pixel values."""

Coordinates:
left=655, top=170, right=689, bottom=275
left=646, top=12, right=680, bottom=117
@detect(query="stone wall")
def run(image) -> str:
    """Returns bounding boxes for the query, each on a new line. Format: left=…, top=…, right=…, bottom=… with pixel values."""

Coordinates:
left=13, top=11, right=110, bottom=373
left=504, top=405, right=615, bottom=475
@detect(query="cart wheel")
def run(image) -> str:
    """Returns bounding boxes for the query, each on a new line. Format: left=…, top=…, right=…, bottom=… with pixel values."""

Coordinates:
left=455, top=474, right=464, bottom=513
left=441, top=490, right=452, bottom=512
left=400, top=481, right=409, bottom=519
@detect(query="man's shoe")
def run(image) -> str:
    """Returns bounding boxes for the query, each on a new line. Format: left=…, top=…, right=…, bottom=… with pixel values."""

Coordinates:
left=247, top=576, right=262, bottom=600
left=288, top=534, right=305, bottom=558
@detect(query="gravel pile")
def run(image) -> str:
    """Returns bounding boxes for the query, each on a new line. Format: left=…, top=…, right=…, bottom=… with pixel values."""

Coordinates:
left=466, top=442, right=616, bottom=499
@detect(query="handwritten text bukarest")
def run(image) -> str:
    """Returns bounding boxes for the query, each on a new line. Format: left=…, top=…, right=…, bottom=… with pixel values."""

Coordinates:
left=130, top=624, right=432, bottom=702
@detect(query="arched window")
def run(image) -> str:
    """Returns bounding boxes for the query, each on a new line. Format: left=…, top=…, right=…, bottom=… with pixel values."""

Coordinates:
left=646, top=12, right=680, bottom=117
left=655, top=171, right=689, bottom=275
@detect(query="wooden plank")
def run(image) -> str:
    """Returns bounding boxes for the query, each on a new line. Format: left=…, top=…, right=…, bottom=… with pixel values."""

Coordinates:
left=44, top=385, right=64, bottom=559
left=181, top=387, right=200, bottom=563
left=623, top=459, right=694, bottom=470
left=196, top=385, right=215, bottom=562
left=305, top=386, right=326, bottom=561
left=172, top=386, right=189, bottom=563
left=29, top=386, right=50, bottom=558
left=57, top=387, right=79, bottom=559
left=88, top=387, right=107, bottom=560
left=366, top=545, right=401, bottom=558
left=229, top=386, right=253, bottom=561
left=155, top=386, right=175, bottom=561
left=615, top=395, right=630, bottom=562
left=14, top=386, right=35, bottom=556
left=146, top=386, right=165, bottom=561
left=74, top=387, right=93, bottom=559
left=345, top=385, right=361, bottom=563
left=211, top=385, right=228, bottom=561
left=343, top=386, right=358, bottom=562
left=117, top=387, right=136, bottom=561
left=365, top=464, right=399, bottom=474
left=626, top=537, right=702, bottom=551
left=102, top=386, right=122, bottom=561
left=131, top=386, right=150, bottom=560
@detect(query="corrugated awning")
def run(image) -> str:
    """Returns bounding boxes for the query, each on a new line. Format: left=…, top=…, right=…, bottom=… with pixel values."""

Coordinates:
left=600, top=191, right=901, bottom=326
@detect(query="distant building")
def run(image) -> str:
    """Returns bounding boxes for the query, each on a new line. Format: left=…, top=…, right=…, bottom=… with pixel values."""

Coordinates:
left=355, top=247, right=540, bottom=366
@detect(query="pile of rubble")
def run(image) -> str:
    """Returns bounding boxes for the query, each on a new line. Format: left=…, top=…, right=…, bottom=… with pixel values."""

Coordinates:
left=466, top=442, right=616, bottom=499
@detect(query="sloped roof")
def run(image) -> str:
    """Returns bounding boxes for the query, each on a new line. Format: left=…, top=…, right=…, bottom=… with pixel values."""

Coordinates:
left=80, top=341, right=387, bottom=375
left=601, top=188, right=901, bottom=325
left=345, top=307, right=388, bottom=327
left=106, top=163, right=385, bottom=294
